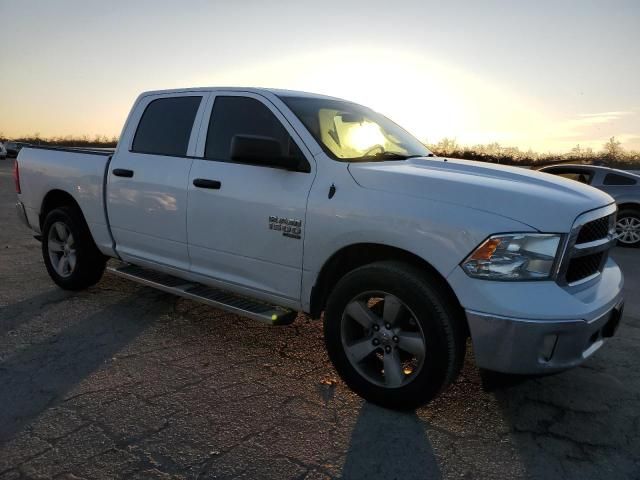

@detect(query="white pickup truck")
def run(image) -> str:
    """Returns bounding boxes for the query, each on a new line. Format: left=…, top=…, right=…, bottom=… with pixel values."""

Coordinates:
left=15, top=87, right=624, bottom=409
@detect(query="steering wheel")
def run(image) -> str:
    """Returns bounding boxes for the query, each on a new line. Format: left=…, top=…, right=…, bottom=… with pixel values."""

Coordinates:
left=363, top=145, right=384, bottom=157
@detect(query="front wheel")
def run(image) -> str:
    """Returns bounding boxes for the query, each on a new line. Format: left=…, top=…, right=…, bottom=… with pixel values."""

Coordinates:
left=42, top=206, right=106, bottom=290
left=324, top=261, right=466, bottom=410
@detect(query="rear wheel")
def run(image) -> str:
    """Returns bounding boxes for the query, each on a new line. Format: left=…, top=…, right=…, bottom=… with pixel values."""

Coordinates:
left=42, top=206, right=106, bottom=290
left=324, top=261, right=466, bottom=410
left=616, top=209, right=640, bottom=248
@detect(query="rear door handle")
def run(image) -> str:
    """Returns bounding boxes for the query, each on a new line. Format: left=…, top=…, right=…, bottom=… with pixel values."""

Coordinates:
left=193, top=178, right=221, bottom=189
left=113, top=168, right=134, bottom=178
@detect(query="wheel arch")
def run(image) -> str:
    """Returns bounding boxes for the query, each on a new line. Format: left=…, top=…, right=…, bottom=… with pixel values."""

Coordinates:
left=40, top=189, right=87, bottom=231
left=617, top=202, right=640, bottom=214
left=309, top=243, right=466, bottom=330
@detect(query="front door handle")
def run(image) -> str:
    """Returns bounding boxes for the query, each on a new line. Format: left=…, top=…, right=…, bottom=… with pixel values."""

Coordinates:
left=193, top=178, right=222, bottom=189
left=113, top=168, right=134, bottom=178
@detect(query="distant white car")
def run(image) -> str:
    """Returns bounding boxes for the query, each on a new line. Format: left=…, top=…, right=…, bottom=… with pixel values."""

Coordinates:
left=5, top=141, right=29, bottom=158
left=0, top=142, right=7, bottom=160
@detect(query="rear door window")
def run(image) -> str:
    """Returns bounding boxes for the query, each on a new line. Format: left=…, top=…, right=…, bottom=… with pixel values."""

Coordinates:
left=132, top=96, right=202, bottom=156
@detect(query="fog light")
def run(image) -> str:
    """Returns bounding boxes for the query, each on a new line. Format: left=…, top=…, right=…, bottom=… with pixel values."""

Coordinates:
left=540, top=334, right=558, bottom=362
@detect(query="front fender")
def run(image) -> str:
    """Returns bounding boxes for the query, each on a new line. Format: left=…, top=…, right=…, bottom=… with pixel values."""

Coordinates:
left=301, top=184, right=536, bottom=311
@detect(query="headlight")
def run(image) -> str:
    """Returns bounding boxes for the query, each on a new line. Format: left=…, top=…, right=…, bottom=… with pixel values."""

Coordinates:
left=461, top=234, right=561, bottom=280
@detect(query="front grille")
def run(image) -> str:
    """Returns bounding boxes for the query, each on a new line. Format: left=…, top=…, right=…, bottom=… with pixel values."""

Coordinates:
left=558, top=207, right=616, bottom=285
left=565, top=252, right=604, bottom=284
left=575, top=214, right=612, bottom=244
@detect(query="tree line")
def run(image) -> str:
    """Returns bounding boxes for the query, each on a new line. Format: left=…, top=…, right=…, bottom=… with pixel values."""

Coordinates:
left=0, top=133, right=118, bottom=148
left=426, top=136, right=640, bottom=169
left=1, top=132, right=639, bottom=168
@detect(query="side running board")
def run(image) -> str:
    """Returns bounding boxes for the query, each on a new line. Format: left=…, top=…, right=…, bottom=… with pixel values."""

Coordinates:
left=106, top=264, right=297, bottom=326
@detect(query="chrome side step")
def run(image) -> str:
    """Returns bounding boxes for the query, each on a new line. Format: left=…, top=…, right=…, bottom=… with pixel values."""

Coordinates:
left=106, top=264, right=297, bottom=326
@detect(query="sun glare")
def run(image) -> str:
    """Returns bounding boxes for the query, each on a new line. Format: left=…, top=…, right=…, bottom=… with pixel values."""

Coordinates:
left=194, top=46, right=555, bottom=150
left=346, top=122, right=387, bottom=151
left=5, top=41, right=634, bottom=152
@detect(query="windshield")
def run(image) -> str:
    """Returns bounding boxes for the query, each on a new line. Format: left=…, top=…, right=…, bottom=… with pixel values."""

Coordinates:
left=280, top=96, right=432, bottom=162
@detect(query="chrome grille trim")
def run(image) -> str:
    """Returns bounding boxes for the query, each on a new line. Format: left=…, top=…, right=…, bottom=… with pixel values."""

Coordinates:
left=556, top=204, right=617, bottom=287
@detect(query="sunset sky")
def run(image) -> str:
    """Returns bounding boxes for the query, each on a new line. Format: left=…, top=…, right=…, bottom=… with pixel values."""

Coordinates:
left=1, top=0, right=639, bottom=153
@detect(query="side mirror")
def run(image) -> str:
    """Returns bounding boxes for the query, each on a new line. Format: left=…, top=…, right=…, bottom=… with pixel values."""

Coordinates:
left=230, top=135, right=299, bottom=170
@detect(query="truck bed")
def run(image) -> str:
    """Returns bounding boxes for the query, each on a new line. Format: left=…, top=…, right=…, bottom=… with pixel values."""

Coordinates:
left=16, top=146, right=115, bottom=256
left=21, top=145, right=116, bottom=155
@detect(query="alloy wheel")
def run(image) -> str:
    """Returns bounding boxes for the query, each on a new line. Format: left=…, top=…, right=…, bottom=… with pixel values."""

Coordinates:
left=48, top=221, right=77, bottom=278
left=616, top=216, right=640, bottom=245
left=341, top=291, right=426, bottom=389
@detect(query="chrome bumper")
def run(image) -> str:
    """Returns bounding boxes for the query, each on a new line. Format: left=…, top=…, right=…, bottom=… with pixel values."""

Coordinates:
left=15, top=201, right=30, bottom=228
left=466, top=301, right=624, bottom=374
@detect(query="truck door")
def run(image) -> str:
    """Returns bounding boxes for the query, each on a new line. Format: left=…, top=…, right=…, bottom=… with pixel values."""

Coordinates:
left=187, top=93, right=315, bottom=305
left=107, top=93, right=207, bottom=270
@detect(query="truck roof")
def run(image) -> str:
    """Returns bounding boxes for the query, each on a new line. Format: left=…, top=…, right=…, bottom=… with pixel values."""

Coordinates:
left=138, top=87, right=344, bottom=101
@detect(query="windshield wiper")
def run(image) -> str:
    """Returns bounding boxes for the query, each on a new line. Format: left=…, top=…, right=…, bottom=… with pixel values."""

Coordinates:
left=360, top=152, right=426, bottom=161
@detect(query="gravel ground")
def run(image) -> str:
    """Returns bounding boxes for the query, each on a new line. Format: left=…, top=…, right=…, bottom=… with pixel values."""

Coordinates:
left=0, top=158, right=639, bottom=480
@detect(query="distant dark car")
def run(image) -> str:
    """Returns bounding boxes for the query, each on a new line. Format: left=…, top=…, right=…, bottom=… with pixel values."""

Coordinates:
left=5, top=141, right=30, bottom=158
left=539, top=164, right=640, bottom=247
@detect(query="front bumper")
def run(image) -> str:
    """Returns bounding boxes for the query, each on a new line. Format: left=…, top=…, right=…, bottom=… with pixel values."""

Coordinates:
left=466, top=301, right=624, bottom=374
left=448, top=254, right=624, bottom=374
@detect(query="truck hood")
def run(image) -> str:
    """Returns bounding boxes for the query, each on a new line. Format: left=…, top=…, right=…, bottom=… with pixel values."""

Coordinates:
left=348, top=157, right=615, bottom=232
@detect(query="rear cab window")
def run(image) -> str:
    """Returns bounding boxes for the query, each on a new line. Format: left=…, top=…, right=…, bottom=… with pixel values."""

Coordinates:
left=132, top=96, right=202, bottom=156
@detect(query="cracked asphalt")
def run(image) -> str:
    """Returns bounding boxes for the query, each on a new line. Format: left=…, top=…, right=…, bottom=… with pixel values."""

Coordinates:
left=1, top=159, right=639, bottom=480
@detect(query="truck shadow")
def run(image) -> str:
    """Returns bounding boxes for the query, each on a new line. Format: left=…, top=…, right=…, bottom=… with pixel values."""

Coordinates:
left=481, top=331, right=640, bottom=479
left=0, top=291, right=169, bottom=443
left=0, top=288, right=73, bottom=335
left=341, top=402, right=442, bottom=480
left=340, top=330, right=639, bottom=480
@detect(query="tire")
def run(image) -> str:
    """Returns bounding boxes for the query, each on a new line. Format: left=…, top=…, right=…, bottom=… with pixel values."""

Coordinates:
left=324, top=261, right=466, bottom=410
left=41, top=206, right=106, bottom=290
left=615, top=209, right=640, bottom=248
